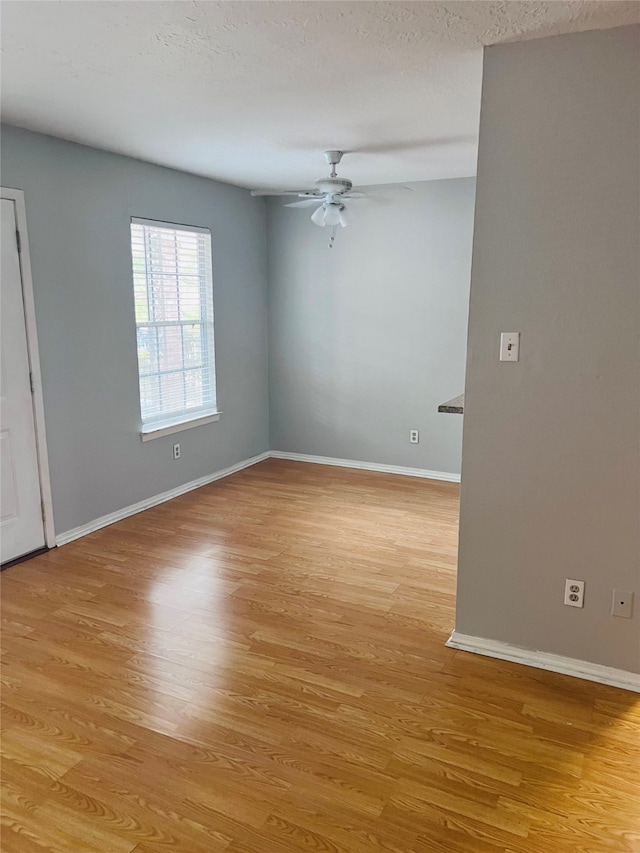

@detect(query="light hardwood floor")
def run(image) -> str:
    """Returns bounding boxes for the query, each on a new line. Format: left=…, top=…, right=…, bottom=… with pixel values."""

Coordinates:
left=2, top=459, right=639, bottom=852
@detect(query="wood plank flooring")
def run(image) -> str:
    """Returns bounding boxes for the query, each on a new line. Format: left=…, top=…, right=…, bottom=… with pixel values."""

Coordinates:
left=2, top=459, right=639, bottom=852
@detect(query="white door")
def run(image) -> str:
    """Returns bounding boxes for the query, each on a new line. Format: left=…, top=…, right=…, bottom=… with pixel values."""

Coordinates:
left=1, top=198, right=45, bottom=562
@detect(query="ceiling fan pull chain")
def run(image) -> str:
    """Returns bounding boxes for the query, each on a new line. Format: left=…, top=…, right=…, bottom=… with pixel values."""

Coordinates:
left=329, top=226, right=337, bottom=248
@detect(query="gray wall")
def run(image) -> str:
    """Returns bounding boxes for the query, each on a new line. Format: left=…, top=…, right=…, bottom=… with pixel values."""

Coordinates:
left=1, top=126, right=269, bottom=535
left=456, top=26, right=640, bottom=672
left=267, top=179, right=475, bottom=475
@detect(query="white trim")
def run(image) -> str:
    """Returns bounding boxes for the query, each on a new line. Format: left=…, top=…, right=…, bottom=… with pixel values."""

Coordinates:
left=269, top=451, right=461, bottom=483
left=140, top=412, right=221, bottom=441
left=55, top=451, right=270, bottom=546
left=1, top=187, right=56, bottom=549
left=131, top=216, right=210, bottom=235
left=54, top=449, right=459, bottom=547
left=446, top=631, right=640, bottom=694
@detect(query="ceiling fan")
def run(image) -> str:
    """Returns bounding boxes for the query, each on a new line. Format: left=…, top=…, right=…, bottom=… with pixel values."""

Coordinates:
left=250, top=151, right=365, bottom=247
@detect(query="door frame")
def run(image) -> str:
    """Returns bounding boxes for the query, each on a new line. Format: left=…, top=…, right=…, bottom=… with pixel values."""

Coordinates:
left=2, top=187, right=55, bottom=549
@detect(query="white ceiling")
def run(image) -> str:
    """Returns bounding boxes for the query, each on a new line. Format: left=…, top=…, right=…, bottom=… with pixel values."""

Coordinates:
left=2, top=1, right=638, bottom=189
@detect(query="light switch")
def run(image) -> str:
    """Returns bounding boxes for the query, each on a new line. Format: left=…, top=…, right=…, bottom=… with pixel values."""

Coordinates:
left=500, top=332, right=520, bottom=362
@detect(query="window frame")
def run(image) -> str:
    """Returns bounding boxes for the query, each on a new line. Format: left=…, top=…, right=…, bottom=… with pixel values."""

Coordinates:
left=130, top=217, right=221, bottom=441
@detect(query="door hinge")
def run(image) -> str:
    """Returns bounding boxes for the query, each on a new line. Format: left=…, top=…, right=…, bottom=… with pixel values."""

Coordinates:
left=16, top=229, right=21, bottom=254
left=29, top=372, right=35, bottom=394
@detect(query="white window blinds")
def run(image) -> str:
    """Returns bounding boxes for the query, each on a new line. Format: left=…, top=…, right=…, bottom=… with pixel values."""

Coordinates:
left=130, top=218, right=217, bottom=430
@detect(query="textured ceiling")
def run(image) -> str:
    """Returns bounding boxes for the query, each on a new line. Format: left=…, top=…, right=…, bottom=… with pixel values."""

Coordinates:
left=2, top=1, right=639, bottom=189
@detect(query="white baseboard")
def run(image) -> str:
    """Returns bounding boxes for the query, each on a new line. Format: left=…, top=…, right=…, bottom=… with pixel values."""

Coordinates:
left=55, top=450, right=459, bottom=547
left=269, top=450, right=461, bottom=483
left=446, top=631, right=640, bottom=694
left=55, top=451, right=271, bottom=546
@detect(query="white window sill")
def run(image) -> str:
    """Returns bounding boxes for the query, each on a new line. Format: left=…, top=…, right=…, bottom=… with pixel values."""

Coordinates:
left=140, top=411, right=222, bottom=442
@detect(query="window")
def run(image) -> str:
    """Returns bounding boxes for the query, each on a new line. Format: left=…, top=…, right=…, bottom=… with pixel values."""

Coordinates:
left=130, top=218, right=219, bottom=439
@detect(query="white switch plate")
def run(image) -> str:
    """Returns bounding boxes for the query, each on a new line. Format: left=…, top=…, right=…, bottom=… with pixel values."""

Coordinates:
left=500, top=332, right=520, bottom=362
left=611, top=589, right=633, bottom=618
left=564, top=578, right=585, bottom=608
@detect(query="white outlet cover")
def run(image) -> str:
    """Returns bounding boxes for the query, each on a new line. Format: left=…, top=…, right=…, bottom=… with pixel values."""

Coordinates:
left=564, top=578, right=585, bottom=608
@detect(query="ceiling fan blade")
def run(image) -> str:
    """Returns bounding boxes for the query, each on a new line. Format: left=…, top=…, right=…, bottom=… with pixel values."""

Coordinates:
left=250, top=189, right=313, bottom=197
left=353, top=184, right=414, bottom=195
left=285, top=199, right=322, bottom=208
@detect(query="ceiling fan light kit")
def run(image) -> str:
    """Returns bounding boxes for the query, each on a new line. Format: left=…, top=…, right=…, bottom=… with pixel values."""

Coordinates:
left=310, top=204, right=328, bottom=226
left=250, top=150, right=364, bottom=248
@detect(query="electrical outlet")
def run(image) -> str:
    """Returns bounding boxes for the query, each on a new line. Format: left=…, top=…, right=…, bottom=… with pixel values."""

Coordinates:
left=611, top=589, right=633, bottom=618
left=410, top=429, right=419, bottom=444
left=564, top=578, right=585, bottom=608
left=173, top=443, right=181, bottom=460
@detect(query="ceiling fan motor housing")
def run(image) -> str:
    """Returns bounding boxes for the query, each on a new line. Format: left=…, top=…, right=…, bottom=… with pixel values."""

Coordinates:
left=315, top=177, right=353, bottom=195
